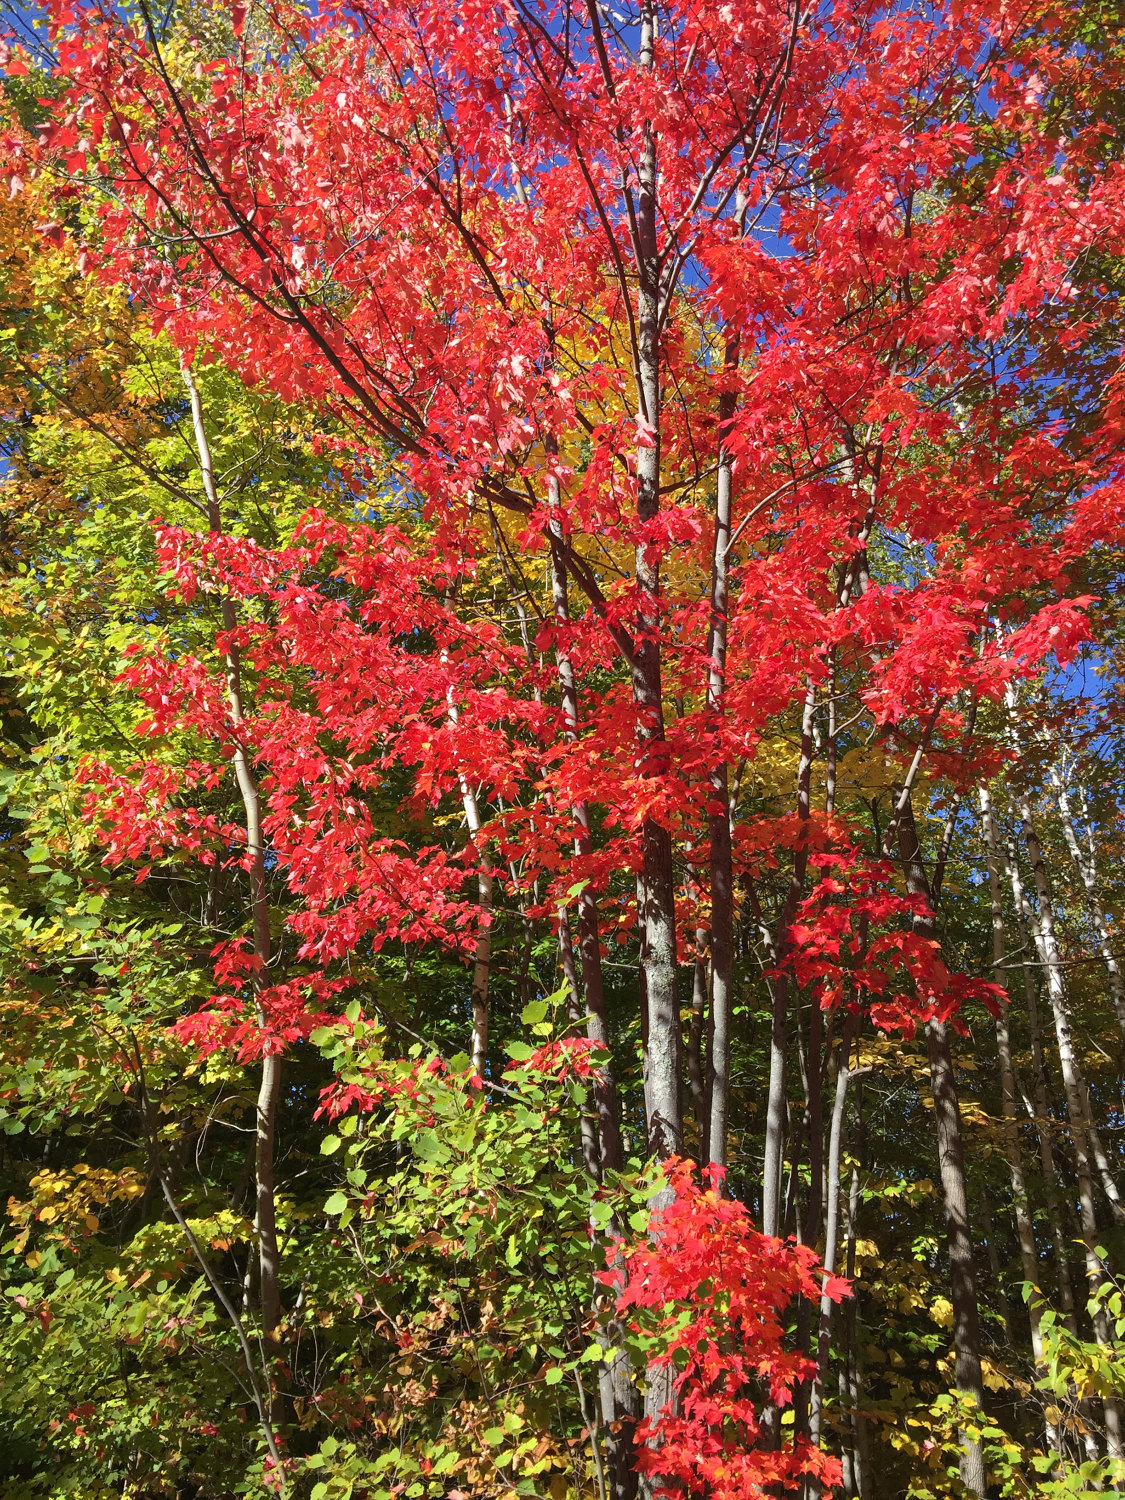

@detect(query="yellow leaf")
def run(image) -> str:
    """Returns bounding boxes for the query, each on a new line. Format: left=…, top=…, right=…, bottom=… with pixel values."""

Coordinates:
left=929, top=1296, right=954, bottom=1328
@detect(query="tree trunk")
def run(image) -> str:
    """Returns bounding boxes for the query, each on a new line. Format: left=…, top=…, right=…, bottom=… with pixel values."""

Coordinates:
left=705, top=377, right=737, bottom=1169
left=547, top=459, right=624, bottom=1173
left=687, top=930, right=709, bottom=1149
left=1003, top=823, right=1080, bottom=1332
left=763, top=684, right=818, bottom=1235
left=183, top=361, right=282, bottom=1344
left=809, top=1014, right=862, bottom=1474
left=897, top=794, right=988, bottom=1497
left=842, top=1098, right=873, bottom=1500
left=546, top=451, right=639, bottom=1500
left=631, top=11, right=679, bottom=1493
left=1017, top=797, right=1124, bottom=1457
left=1050, top=767, right=1125, bottom=1049
left=978, top=787, right=1048, bottom=1370
left=632, top=0, right=680, bottom=1170
left=449, top=700, right=493, bottom=1077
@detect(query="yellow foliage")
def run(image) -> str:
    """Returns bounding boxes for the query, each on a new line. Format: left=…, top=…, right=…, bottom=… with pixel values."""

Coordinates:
left=928, top=1296, right=954, bottom=1329
left=7, top=1162, right=146, bottom=1254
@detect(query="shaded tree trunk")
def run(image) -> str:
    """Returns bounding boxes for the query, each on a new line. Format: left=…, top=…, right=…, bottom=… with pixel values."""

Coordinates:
left=809, top=1014, right=864, bottom=1475
left=897, top=794, right=988, bottom=1498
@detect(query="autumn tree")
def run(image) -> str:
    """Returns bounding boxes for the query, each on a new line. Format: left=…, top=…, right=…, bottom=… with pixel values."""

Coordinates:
left=2, top=0, right=1125, bottom=1495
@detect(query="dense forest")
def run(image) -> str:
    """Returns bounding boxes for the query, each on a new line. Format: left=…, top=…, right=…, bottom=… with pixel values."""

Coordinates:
left=1, top=0, right=1124, bottom=1496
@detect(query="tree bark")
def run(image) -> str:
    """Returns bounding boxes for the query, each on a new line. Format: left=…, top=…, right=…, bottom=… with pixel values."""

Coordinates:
left=705, top=376, right=737, bottom=1169
left=978, top=787, right=1048, bottom=1368
left=1002, top=823, right=1080, bottom=1332
left=1017, top=797, right=1124, bottom=1457
left=547, top=458, right=624, bottom=1173
left=841, top=1094, right=873, bottom=1500
left=687, top=929, right=709, bottom=1149
left=1050, top=766, right=1125, bottom=1050
left=896, top=794, right=988, bottom=1497
left=762, top=683, right=817, bottom=1236
left=809, top=1014, right=863, bottom=1469
left=447, top=694, right=493, bottom=1077
left=547, top=451, right=639, bottom=1500
left=630, top=11, right=679, bottom=1493
left=631, top=0, right=681, bottom=1170
left=182, top=361, right=282, bottom=1344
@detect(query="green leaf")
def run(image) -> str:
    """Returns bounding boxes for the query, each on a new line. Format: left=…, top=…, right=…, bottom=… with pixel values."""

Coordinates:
left=320, top=1135, right=342, bottom=1155
left=507, top=1041, right=535, bottom=1061
left=324, top=1192, right=349, bottom=1216
left=520, top=999, right=549, bottom=1025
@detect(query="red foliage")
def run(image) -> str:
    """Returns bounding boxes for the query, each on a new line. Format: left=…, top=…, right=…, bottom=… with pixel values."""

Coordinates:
left=607, top=1160, right=846, bottom=1498
left=47, top=0, right=1122, bottom=1061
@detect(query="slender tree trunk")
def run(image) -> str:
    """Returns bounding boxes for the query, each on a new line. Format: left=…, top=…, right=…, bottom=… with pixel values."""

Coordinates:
left=546, top=449, right=639, bottom=1500
left=763, top=683, right=817, bottom=1236
left=925, top=1015, right=989, bottom=1495
left=842, top=1096, right=872, bottom=1500
left=631, top=13, right=679, bottom=1493
left=1050, top=766, right=1125, bottom=1050
left=182, top=362, right=282, bottom=1344
left=631, top=0, right=680, bottom=1170
left=705, top=376, right=737, bottom=1169
left=450, top=703, right=493, bottom=1076
left=1003, top=825, right=1080, bottom=1331
left=978, top=787, right=1048, bottom=1368
left=559, top=915, right=603, bottom=1181
left=897, top=795, right=988, bottom=1498
left=1017, top=798, right=1124, bottom=1457
left=687, top=930, right=709, bottom=1148
left=762, top=975, right=789, bottom=1240
left=547, top=456, right=624, bottom=1173
left=809, top=1014, right=863, bottom=1475
left=1020, top=798, right=1122, bottom=1214
left=803, top=995, right=826, bottom=1247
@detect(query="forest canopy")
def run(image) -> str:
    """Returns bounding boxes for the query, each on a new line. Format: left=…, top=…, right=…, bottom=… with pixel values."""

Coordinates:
left=1, top=0, right=1125, bottom=1497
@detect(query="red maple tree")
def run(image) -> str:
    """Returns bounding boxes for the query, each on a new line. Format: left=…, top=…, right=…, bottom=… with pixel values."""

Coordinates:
left=22, top=0, right=1125, bottom=1489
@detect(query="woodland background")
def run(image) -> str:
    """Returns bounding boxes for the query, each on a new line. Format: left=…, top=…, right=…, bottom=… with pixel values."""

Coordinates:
left=0, top=1, right=1124, bottom=1498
